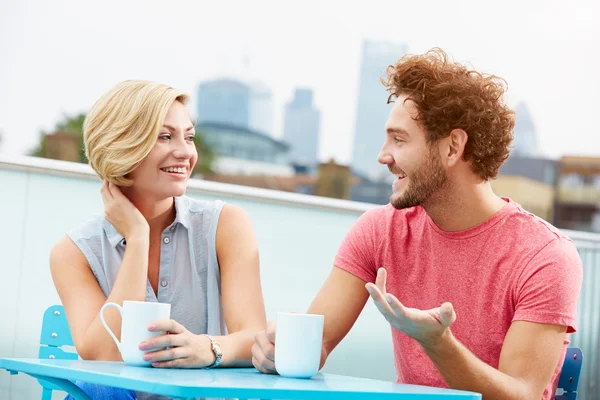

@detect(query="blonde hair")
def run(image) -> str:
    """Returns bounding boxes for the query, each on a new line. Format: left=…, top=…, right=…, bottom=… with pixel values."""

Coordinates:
left=83, top=80, right=190, bottom=186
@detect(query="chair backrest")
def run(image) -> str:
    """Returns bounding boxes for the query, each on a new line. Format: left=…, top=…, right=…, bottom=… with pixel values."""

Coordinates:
left=556, top=347, right=583, bottom=400
left=39, top=305, right=77, bottom=351
left=38, top=305, right=78, bottom=397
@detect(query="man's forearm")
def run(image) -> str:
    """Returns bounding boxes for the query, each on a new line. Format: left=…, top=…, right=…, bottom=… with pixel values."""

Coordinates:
left=420, top=330, right=536, bottom=400
left=216, top=328, right=262, bottom=368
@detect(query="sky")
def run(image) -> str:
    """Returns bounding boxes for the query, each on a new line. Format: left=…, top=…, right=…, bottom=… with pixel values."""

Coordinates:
left=1, top=0, right=599, bottom=164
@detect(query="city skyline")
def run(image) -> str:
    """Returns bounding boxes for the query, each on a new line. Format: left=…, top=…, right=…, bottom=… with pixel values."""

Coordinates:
left=1, top=0, right=599, bottom=166
left=512, top=102, right=540, bottom=158
left=352, top=40, right=408, bottom=180
left=283, top=88, right=321, bottom=167
left=196, top=79, right=251, bottom=129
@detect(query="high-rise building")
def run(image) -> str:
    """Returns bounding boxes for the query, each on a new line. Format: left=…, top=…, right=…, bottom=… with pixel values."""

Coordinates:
left=197, top=122, right=294, bottom=177
left=196, top=79, right=250, bottom=128
left=511, top=102, right=540, bottom=157
left=249, top=83, right=274, bottom=136
left=351, top=40, right=408, bottom=179
left=283, top=88, right=321, bottom=167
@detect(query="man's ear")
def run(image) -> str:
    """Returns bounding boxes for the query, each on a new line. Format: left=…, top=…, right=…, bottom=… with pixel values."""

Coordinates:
left=446, top=129, right=468, bottom=166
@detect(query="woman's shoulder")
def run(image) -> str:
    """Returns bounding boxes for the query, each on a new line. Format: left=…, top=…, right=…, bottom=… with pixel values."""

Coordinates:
left=66, top=214, right=107, bottom=242
left=177, top=195, right=226, bottom=216
left=50, top=217, right=105, bottom=270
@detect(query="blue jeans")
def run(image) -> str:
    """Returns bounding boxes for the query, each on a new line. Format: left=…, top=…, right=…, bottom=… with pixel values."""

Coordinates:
left=64, top=381, right=137, bottom=399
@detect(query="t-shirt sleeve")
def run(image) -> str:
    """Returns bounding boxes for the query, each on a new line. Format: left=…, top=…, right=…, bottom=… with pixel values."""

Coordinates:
left=513, top=237, right=583, bottom=333
left=333, top=207, right=382, bottom=283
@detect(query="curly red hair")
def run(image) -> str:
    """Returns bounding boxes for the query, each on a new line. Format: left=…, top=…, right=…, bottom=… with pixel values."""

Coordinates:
left=382, top=48, right=515, bottom=180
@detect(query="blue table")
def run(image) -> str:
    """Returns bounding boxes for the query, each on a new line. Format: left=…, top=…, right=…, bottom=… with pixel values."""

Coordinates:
left=0, top=358, right=481, bottom=399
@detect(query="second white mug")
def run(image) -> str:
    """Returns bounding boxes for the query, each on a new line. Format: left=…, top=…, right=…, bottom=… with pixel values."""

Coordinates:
left=100, top=300, right=171, bottom=367
left=275, top=312, right=324, bottom=379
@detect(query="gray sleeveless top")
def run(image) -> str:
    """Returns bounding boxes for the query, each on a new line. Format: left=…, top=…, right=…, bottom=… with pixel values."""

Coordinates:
left=67, top=195, right=227, bottom=400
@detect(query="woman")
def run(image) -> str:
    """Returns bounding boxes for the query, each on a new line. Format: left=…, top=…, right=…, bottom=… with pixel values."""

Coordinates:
left=50, top=80, right=267, bottom=399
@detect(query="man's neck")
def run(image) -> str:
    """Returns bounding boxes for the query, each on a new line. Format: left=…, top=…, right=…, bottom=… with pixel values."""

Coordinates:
left=423, top=181, right=507, bottom=232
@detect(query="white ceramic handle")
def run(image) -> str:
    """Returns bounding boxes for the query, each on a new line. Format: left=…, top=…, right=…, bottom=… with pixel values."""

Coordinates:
left=100, top=302, right=123, bottom=352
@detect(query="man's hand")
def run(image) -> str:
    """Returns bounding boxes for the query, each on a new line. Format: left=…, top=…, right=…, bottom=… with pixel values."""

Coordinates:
left=366, top=268, right=456, bottom=348
left=251, top=320, right=277, bottom=374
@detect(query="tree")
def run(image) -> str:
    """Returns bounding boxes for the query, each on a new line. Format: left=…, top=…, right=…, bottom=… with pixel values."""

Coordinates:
left=29, top=113, right=86, bottom=163
left=192, top=131, right=215, bottom=176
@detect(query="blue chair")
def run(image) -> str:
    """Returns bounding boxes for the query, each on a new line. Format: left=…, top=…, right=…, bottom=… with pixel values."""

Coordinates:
left=36, top=305, right=254, bottom=400
left=555, top=347, right=583, bottom=400
left=38, top=305, right=78, bottom=400
left=37, top=305, right=139, bottom=400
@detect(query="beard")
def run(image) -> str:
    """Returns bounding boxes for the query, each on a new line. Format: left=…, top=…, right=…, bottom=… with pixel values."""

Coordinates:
left=390, top=145, right=448, bottom=210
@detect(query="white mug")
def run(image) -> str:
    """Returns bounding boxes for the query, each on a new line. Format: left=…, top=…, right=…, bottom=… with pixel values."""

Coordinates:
left=100, top=301, right=171, bottom=367
left=275, top=312, right=324, bottom=379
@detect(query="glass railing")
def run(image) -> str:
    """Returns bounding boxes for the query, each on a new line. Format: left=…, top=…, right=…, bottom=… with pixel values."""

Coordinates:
left=1, top=154, right=598, bottom=399
left=563, top=231, right=600, bottom=400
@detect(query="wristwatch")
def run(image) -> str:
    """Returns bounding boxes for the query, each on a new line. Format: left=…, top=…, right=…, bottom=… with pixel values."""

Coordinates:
left=204, top=334, right=222, bottom=369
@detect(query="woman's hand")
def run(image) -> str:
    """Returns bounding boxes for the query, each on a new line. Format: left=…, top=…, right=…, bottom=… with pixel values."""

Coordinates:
left=139, top=320, right=216, bottom=368
left=100, top=181, right=149, bottom=240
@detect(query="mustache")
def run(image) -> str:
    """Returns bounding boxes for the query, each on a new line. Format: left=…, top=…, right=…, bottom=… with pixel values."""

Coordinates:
left=388, top=166, right=405, bottom=175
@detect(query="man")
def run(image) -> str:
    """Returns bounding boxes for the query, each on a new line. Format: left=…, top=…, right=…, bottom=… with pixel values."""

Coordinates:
left=252, top=48, right=582, bottom=399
